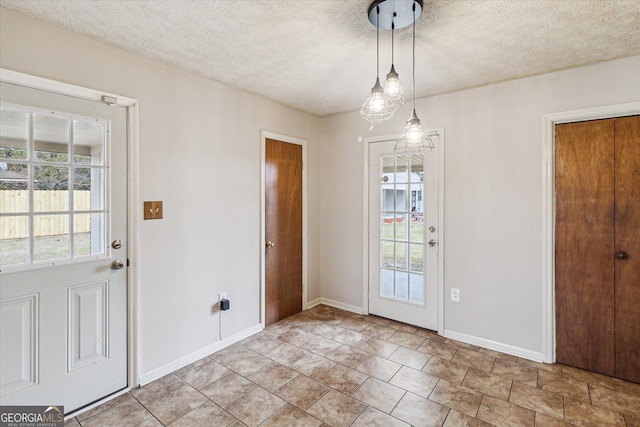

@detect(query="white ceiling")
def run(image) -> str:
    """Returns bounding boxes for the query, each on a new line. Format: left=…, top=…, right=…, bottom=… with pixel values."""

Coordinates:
left=2, top=0, right=639, bottom=117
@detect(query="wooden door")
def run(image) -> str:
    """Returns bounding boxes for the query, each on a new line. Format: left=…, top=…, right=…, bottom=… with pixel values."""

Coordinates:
left=555, top=116, right=640, bottom=383
left=265, top=138, right=302, bottom=326
left=613, top=116, right=640, bottom=383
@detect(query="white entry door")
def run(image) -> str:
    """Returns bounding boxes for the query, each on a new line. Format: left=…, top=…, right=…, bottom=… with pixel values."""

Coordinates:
left=368, top=137, right=441, bottom=330
left=0, top=82, right=127, bottom=414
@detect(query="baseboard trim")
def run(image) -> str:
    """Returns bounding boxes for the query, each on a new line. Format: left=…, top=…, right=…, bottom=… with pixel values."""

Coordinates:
left=138, top=323, right=263, bottom=386
left=307, top=297, right=363, bottom=315
left=443, top=329, right=544, bottom=362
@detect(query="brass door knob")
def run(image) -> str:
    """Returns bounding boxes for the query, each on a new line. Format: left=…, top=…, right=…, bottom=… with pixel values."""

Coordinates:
left=615, top=251, right=628, bottom=260
left=428, top=239, right=437, bottom=247
left=111, top=260, right=125, bottom=270
left=266, top=241, right=275, bottom=248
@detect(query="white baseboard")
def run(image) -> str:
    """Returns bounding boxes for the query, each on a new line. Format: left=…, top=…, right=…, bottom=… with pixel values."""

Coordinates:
left=307, top=297, right=363, bottom=315
left=138, top=323, right=263, bottom=386
left=443, top=329, right=544, bottom=363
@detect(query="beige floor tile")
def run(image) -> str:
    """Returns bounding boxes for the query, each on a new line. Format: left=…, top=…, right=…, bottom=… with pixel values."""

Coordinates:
left=538, top=370, right=590, bottom=402
left=564, top=397, right=626, bottom=427
left=351, top=406, right=410, bottom=427
left=313, top=363, right=368, bottom=394
left=517, top=358, right=563, bottom=374
left=144, top=384, right=207, bottom=425
left=476, top=394, right=535, bottom=427
left=423, top=356, right=469, bottom=384
left=263, top=322, right=292, bottom=336
left=302, top=323, right=345, bottom=339
left=443, top=410, right=494, bottom=426
left=462, top=368, right=513, bottom=401
left=290, top=352, right=337, bottom=377
left=561, top=365, right=616, bottom=389
left=414, top=328, right=444, bottom=340
left=260, top=404, right=323, bottom=427
left=307, top=389, right=367, bottom=427
left=240, top=333, right=285, bottom=355
left=200, top=371, right=256, bottom=407
left=278, top=328, right=317, bottom=346
left=430, top=380, right=483, bottom=417
left=276, top=375, right=329, bottom=410
left=388, top=346, right=431, bottom=370
left=625, top=415, right=640, bottom=427
left=509, top=382, right=564, bottom=420
left=167, top=401, right=235, bottom=427
left=478, top=348, right=519, bottom=363
left=589, top=383, right=640, bottom=418
left=356, top=337, right=399, bottom=358
left=355, top=354, right=402, bottom=382
left=137, top=417, right=164, bottom=427
left=360, top=323, right=397, bottom=340
left=418, top=339, right=459, bottom=360
left=225, top=387, right=286, bottom=427
left=369, top=315, right=392, bottom=326
left=612, top=377, right=640, bottom=398
left=80, top=397, right=153, bottom=427
left=76, top=392, right=136, bottom=422
left=173, top=357, right=229, bottom=390
left=452, top=348, right=496, bottom=373
left=131, top=374, right=185, bottom=404
left=326, top=344, right=369, bottom=368
left=389, top=365, right=439, bottom=398
left=388, top=330, right=426, bottom=349
left=445, top=338, right=480, bottom=351
left=535, top=413, right=573, bottom=426
left=491, top=358, right=538, bottom=387
left=265, top=342, right=308, bottom=366
left=351, top=377, right=406, bottom=414
left=64, top=418, right=80, bottom=427
left=299, top=335, right=341, bottom=356
left=387, top=320, right=419, bottom=333
left=390, top=392, right=450, bottom=427
left=337, top=316, right=371, bottom=332
left=247, top=362, right=298, bottom=392
left=333, top=329, right=369, bottom=346
left=215, top=346, right=273, bottom=376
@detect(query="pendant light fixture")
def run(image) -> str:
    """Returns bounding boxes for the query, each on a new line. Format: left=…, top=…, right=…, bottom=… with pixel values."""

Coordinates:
left=361, top=5, right=396, bottom=123
left=383, top=17, right=405, bottom=107
left=394, top=1, right=435, bottom=153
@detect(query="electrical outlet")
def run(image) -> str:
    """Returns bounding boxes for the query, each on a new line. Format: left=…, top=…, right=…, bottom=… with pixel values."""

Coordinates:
left=451, top=288, right=460, bottom=302
left=218, top=292, right=227, bottom=302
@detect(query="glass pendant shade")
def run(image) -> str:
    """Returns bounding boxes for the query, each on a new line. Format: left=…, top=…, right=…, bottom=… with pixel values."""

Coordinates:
left=361, top=77, right=396, bottom=123
left=394, top=109, right=435, bottom=153
left=384, top=65, right=404, bottom=106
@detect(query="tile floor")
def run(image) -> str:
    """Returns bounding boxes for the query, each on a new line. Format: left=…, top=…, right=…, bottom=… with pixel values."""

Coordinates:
left=65, top=305, right=640, bottom=426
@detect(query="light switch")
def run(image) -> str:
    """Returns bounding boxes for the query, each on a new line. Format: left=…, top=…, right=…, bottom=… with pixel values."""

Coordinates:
left=144, top=201, right=163, bottom=220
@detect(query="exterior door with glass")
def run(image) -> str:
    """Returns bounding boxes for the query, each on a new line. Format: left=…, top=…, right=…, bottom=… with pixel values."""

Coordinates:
left=0, top=82, right=127, bottom=413
left=368, top=138, right=440, bottom=330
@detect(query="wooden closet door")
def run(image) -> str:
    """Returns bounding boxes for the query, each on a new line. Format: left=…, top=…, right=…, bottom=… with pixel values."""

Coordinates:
left=555, top=119, right=616, bottom=376
left=614, top=115, right=640, bottom=383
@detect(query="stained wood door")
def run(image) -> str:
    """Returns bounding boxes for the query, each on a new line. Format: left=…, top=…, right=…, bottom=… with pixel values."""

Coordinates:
left=265, top=138, right=302, bottom=326
left=555, top=116, right=640, bottom=383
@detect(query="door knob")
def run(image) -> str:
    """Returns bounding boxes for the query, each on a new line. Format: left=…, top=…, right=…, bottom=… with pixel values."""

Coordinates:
left=615, top=251, right=628, bottom=260
left=111, top=260, right=125, bottom=270
left=428, top=239, right=437, bottom=247
left=266, top=241, right=275, bottom=248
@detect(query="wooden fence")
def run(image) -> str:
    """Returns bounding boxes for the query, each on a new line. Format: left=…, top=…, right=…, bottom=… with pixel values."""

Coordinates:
left=1, top=190, right=91, bottom=239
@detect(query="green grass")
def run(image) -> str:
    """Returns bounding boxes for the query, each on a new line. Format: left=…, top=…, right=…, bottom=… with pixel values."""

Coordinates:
left=381, top=220, right=424, bottom=272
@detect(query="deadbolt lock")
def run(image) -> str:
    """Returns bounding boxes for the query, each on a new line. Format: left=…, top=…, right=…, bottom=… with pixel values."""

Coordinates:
left=429, top=226, right=436, bottom=233
left=112, top=239, right=122, bottom=249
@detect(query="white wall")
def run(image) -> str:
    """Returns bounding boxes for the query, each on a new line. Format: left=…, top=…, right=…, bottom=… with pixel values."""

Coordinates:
left=318, top=56, right=640, bottom=355
left=0, top=8, right=322, bottom=379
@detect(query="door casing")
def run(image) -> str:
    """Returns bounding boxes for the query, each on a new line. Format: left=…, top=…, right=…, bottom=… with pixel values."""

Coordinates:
left=541, top=101, right=640, bottom=364
left=260, top=131, right=307, bottom=327
left=0, top=69, right=141, bottom=406
left=362, top=131, right=445, bottom=334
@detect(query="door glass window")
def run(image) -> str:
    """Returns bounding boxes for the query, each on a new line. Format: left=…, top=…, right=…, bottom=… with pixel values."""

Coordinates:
left=380, top=153, right=425, bottom=304
left=0, top=105, right=107, bottom=268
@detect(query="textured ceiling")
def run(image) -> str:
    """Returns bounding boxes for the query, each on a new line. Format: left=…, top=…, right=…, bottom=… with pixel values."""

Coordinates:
left=1, top=0, right=639, bottom=117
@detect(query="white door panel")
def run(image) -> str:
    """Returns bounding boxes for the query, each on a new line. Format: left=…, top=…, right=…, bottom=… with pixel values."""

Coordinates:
left=368, top=137, right=441, bottom=330
left=0, top=82, right=127, bottom=413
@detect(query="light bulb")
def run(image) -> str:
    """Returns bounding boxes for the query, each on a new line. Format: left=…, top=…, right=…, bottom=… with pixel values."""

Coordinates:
left=406, top=122, right=424, bottom=145
left=368, top=92, right=386, bottom=113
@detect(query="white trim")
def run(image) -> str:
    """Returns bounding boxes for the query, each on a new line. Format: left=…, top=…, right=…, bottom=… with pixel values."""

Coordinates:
left=307, top=297, right=364, bottom=315
left=443, top=329, right=544, bottom=363
left=362, top=131, right=445, bottom=331
left=65, top=387, right=131, bottom=421
left=260, top=131, right=308, bottom=326
left=138, top=323, right=263, bottom=386
left=0, top=68, right=141, bottom=388
left=541, top=102, right=640, bottom=363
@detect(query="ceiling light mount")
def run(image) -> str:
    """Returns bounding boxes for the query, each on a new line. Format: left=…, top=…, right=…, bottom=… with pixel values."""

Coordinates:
left=367, top=0, right=423, bottom=30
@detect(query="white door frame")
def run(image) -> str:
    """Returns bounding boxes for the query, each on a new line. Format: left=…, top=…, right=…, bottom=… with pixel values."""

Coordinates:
left=362, top=131, right=445, bottom=334
left=541, top=101, right=640, bottom=363
left=0, top=69, right=141, bottom=391
left=260, top=131, right=308, bottom=327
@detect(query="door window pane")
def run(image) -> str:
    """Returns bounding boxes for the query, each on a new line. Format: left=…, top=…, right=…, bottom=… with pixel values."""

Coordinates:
left=34, top=214, right=70, bottom=262
left=34, top=114, right=70, bottom=162
left=74, top=213, right=104, bottom=256
left=0, top=108, right=28, bottom=160
left=0, top=216, right=29, bottom=266
left=74, top=121, right=104, bottom=165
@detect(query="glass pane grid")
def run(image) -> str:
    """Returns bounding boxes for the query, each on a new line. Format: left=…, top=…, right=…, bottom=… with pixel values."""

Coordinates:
left=379, top=152, right=426, bottom=306
left=0, top=106, right=108, bottom=268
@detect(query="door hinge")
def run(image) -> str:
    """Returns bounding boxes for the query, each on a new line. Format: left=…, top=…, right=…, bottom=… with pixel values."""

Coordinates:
left=127, top=259, right=130, bottom=267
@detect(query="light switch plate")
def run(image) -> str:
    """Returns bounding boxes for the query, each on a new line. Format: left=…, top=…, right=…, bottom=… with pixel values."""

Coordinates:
left=144, top=201, right=163, bottom=220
